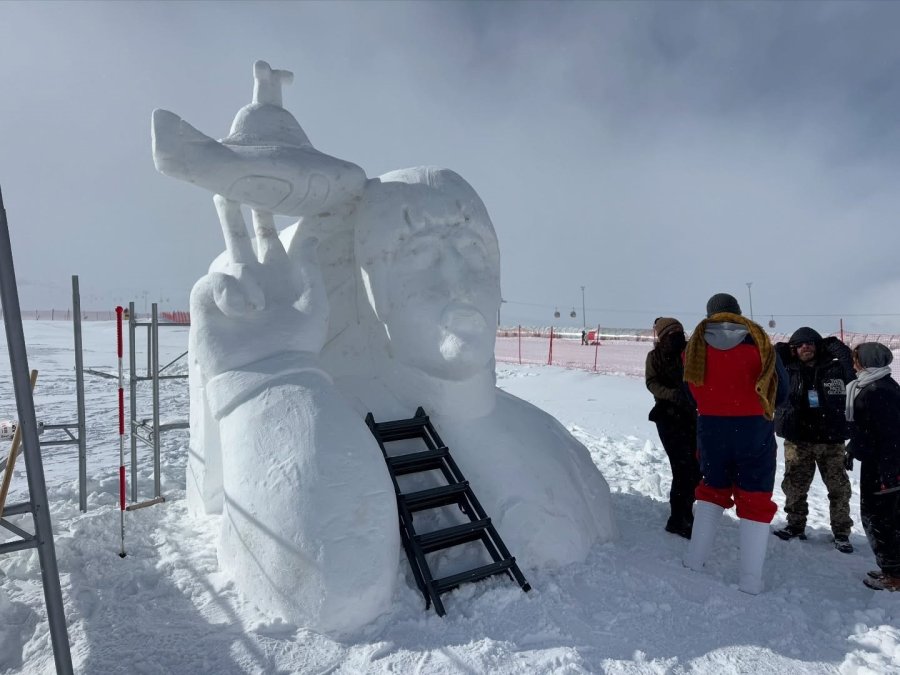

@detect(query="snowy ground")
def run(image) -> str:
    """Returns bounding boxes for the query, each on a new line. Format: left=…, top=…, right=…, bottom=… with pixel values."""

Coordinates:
left=1, top=322, right=899, bottom=674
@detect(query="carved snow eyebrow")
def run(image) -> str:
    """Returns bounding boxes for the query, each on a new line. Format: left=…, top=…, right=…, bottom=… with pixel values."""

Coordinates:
left=399, top=203, right=491, bottom=243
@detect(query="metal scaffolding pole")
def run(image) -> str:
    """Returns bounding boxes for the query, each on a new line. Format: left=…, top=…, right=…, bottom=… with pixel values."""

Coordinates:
left=0, top=184, right=73, bottom=674
left=151, top=303, right=161, bottom=498
left=72, top=275, right=87, bottom=512
left=128, top=301, right=137, bottom=503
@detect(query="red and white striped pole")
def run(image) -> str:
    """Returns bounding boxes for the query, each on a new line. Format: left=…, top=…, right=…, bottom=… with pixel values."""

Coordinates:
left=116, top=306, right=127, bottom=558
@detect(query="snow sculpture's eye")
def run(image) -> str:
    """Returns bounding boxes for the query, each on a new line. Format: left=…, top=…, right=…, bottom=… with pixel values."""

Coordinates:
left=404, top=239, right=440, bottom=270
left=456, top=235, right=489, bottom=271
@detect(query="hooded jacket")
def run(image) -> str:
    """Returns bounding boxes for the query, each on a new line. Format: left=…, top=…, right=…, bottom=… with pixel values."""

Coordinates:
left=848, top=374, right=900, bottom=493
left=774, top=336, right=855, bottom=443
left=684, top=316, right=786, bottom=419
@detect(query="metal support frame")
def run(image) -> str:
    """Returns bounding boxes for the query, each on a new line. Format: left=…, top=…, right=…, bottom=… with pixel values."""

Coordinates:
left=2, top=278, right=90, bottom=512
left=127, top=302, right=188, bottom=508
left=72, top=276, right=88, bottom=512
left=0, top=184, right=73, bottom=673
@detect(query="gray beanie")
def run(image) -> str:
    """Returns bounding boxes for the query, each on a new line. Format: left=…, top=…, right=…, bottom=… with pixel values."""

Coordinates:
left=854, top=342, right=894, bottom=369
left=706, top=293, right=742, bottom=318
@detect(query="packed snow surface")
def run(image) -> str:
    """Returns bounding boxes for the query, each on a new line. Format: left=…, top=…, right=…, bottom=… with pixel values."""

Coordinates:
left=1, top=322, right=899, bottom=674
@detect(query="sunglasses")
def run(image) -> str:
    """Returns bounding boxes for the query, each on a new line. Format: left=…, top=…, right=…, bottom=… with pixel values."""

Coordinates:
left=792, top=341, right=816, bottom=348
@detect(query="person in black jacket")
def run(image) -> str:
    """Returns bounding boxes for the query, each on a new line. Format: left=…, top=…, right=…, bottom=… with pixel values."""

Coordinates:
left=645, top=317, right=700, bottom=539
left=773, top=327, right=856, bottom=552
left=846, top=342, right=900, bottom=591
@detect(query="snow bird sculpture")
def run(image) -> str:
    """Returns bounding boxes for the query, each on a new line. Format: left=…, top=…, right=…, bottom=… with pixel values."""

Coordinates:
left=151, top=60, right=367, bottom=217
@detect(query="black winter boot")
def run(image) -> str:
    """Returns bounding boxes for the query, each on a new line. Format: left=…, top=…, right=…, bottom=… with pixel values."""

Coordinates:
left=833, top=535, right=853, bottom=554
left=665, top=515, right=692, bottom=539
left=773, top=524, right=807, bottom=541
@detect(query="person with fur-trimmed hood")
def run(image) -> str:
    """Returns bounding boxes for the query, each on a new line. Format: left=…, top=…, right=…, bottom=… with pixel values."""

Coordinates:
left=772, top=327, right=856, bottom=552
left=682, top=293, right=789, bottom=595
left=646, top=317, right=701, bottom=539
left=845, top=342, right=900, bottom=591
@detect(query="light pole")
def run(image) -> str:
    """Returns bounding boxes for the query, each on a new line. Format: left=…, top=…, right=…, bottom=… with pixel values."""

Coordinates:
left=580, top=285, right=586, bottom=328
left=497, top=297, right=506, bottom=326
left=746, top=282, right=754, bottom=321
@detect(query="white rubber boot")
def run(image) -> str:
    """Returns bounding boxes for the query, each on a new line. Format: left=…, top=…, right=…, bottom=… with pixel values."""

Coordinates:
left=738, top=518, right=770, bottom=595
left=684, top=501, right=724, bottom=571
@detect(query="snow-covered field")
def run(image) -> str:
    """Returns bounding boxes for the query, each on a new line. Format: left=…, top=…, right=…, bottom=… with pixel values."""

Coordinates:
left=1, top=321, right=898, bottom=674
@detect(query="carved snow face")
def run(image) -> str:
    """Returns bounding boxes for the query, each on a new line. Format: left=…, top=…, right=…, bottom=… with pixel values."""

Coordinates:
left=356, top=169, right=501, bottom=381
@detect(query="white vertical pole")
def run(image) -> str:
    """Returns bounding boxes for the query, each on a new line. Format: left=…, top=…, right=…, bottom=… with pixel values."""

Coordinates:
left=116, top=306, right=126, bottom=558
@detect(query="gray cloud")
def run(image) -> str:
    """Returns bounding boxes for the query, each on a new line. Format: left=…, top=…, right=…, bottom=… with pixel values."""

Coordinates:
left=1, top=0, right=897, bottom=334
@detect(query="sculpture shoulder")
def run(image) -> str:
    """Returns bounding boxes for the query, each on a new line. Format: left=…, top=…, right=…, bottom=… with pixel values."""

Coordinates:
left=492, top=388, right=581, bottom=443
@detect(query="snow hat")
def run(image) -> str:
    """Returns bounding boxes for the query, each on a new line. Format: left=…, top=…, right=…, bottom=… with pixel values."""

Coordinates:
left=706, top=293, right=741, bottom=317
left=854, top=342, right=894, bottom=369
left=654, top=317, right=683, bottom=340
left=789, top=327, right=822, bottom=346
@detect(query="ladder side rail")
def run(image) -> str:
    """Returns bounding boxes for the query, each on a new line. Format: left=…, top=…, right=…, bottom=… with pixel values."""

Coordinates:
left=366, top=413, right=445, bottom=614
left=0, top=186, right=73, bottom=673
left=442, top=453, right=487, bottom=514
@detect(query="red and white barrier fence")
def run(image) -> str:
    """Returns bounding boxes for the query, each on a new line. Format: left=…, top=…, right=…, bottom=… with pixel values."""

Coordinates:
left=1, top=309, right=191, bottom=322
left=495, top=327, right=900, bottom=381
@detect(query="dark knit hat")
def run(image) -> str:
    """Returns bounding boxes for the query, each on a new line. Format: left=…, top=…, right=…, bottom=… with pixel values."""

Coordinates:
left=706, top=293, right=741, bottom=318
left=854, top=342, right=894, bottom=368
left=789, top=327, right=822, bottom=346
left=654, top=317, right=683, bottom=340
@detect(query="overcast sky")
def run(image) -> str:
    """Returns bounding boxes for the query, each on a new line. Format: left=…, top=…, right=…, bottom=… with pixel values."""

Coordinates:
left=2, top=0, right=899, bottom=334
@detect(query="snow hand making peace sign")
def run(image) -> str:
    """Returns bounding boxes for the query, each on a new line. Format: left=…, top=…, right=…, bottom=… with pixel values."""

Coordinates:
left=189, top=195, right=328, bottom=380
left=151, top=62, right=398, bottom=635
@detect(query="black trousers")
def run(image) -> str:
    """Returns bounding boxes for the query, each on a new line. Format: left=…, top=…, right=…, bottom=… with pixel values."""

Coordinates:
left=656, top=417, right=701, bottom=523
left=860, top=459, right=900, bottom=575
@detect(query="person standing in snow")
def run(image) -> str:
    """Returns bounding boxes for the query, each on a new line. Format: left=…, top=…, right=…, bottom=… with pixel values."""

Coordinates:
left=682, top=293, right=788, bottom=595
left=645, top=317, right=700, bottom=539
left=581, top=329, right=589, bottom=346
left=772, top=327, right=855, bottom=552
left=845, top=342, right=900, bottom=591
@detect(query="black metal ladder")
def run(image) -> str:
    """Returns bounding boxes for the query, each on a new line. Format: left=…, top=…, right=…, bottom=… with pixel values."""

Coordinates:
left=365, top=407, right=530, bottom=617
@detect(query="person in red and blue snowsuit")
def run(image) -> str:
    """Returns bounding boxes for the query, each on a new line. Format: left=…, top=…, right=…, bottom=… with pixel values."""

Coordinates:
left=682, top=292, right=788, bottom=595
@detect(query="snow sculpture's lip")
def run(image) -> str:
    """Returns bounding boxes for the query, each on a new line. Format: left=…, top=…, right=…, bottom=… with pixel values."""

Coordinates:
left=441, top=303, right=488, bottom=334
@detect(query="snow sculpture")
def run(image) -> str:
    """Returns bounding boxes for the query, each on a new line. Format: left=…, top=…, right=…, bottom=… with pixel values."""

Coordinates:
left=335, top=169, right=616, bottom=567
left=152, top=61, right=615, bottom=634
left=152, top=62, right=398, bottom=634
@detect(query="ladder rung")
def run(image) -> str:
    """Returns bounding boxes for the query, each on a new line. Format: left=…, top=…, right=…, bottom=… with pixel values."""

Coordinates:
left=388, top=447, right=449, bottom=475
left=403, top=482, right=469, bottom=512
left=416, top=518, right=492, bottom=553
left=375, top=416, right=429, bottom=435
left=433, top=559, right=516, bottom=594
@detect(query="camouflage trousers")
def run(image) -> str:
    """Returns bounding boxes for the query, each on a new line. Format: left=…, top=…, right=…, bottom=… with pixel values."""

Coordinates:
left=782, top=440, right=853, bottom=537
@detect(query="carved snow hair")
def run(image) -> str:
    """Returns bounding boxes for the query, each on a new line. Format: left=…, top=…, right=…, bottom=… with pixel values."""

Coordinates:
left=354, top=167, right=501, bottom=319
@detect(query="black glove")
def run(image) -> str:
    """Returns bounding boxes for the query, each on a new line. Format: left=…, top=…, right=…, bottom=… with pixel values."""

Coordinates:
left=844, top=450, right=854, bottom=471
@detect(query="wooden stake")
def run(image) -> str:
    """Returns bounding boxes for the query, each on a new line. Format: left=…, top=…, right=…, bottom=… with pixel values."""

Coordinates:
left=0, top=369, right=38, bottom=518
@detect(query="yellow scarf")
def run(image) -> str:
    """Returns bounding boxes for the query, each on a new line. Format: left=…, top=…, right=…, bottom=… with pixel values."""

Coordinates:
left=683, top=312, right=778, bottom=420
